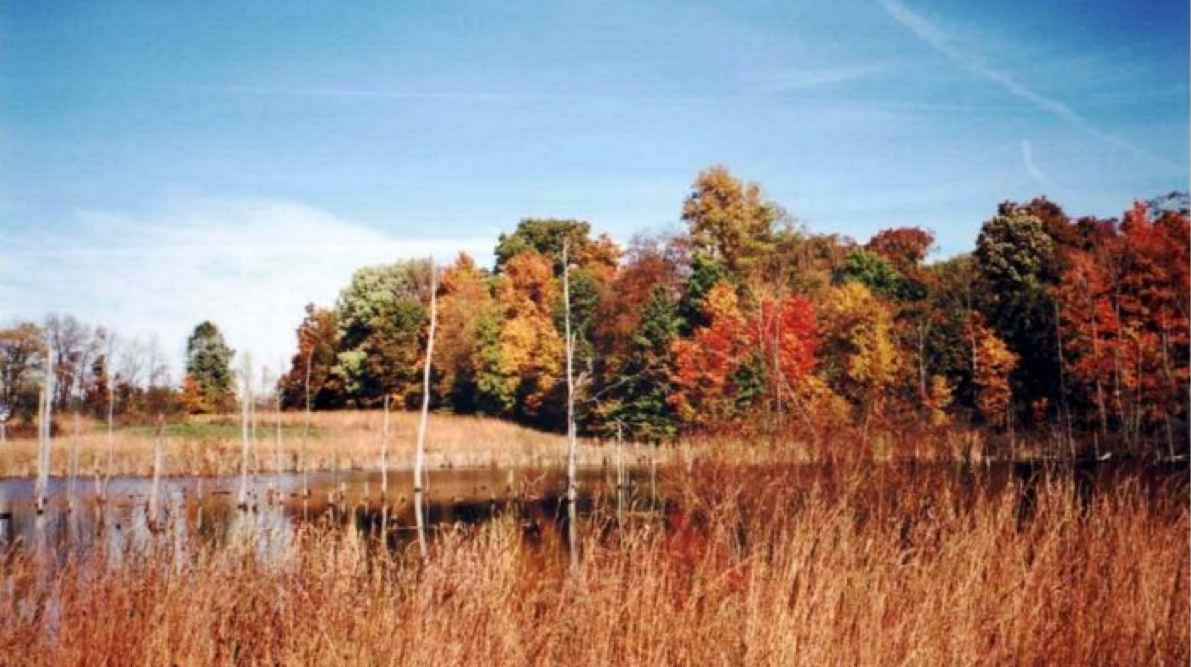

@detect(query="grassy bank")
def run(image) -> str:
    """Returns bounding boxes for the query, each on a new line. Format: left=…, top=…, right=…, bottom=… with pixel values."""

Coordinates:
left=0, top=456, right=1185, bottom=666
left=0, top=411, right=646, bottom=478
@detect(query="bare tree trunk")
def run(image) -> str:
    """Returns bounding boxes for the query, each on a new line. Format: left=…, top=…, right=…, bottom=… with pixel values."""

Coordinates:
left=35, top=342, right=55, bottom=514
left=68, top=411, right=80, bottom=511
left=563, top=242, right=579, bottom=574
left=615, top=421, right=624, bottom=527
left=414, top=261, right=438, bottom=562
left=302, top=348, right=313, bottom=498
left=275, top=359, right=283, bottom=474
left=1091, top=312, right=1108, bottom=438
left=238, top=354, right=253, bottom=510
left=381, top=394, right=390, bottom=499
left=148, top=415, right=164, bottom=529
left=1054, top=300, right=1074, bottom=459
left=1159, top=322, right=1178, bottom=460
left=104, top=333, right=115, bottom=499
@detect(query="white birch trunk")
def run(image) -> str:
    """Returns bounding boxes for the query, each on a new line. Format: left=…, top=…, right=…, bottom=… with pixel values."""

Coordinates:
left=148, top=415, right=164, bottom=528
left=238, top=354, right=253, bottom=509
left=381, top=394, right=390, bottom=498
left=563, top=242, right=579, bottom=573
left=303, top=349, right=313, bottom=498
left=414, top=262, right=438, bottom=562
left=36, top=342, right=55, bottom=514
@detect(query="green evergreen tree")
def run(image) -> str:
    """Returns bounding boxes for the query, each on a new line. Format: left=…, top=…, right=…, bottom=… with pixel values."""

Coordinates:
left=974, top=211, right=1060, bottom=418
left=184, top=321, right=235, bottom=413
left=602, top=288, right=681, bottom=441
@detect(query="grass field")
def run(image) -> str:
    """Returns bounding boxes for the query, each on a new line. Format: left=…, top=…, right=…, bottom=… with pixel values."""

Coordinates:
left=0, top=411, right=645, bottom=478
left=0, top=453, right=1185, bottom=666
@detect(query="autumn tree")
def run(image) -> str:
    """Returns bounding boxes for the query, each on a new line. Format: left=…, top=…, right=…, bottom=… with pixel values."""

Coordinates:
left=682, top=166, right=784, bottom=276
left=670, top=283, right=755, bottom=428
left=866, top=227, right=934, bottom=270
left=670, top=283, right=816, bottom=432
left=968, top=315, right=1018, bottom=428
left=475, top=251, right=564, bottom=422
left=279, top=304, right=342, bottom=410
left=433, top=254, right=497, bottom=411
left=815, top=282, right=906, bottom=425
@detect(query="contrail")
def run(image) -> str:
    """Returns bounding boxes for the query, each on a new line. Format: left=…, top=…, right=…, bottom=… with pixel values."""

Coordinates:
left=1020, top=140, right=1055, bottom=191
left=879, top=0, right=1177, bottom=169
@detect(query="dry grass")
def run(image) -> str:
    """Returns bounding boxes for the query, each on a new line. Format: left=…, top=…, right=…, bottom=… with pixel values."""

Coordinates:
left=0, top=411, right=652, bottom=477
left=0, top=455, right=1185, bottom=666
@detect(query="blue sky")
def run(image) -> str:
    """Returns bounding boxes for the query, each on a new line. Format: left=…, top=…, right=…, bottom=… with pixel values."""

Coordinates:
left=1, top=0, right=1187, bottom=371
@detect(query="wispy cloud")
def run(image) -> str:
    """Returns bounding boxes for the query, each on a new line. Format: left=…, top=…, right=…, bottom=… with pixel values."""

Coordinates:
left=0, top=198, right=493, bottom=371
left=878, top=0, right=1173, bottom=168
left=1020, top=140, right=1055, bottom=191
left=762, top=65, right=884, bottom=93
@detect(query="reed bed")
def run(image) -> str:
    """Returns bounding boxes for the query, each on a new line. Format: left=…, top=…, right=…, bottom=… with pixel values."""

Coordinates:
left=0, top=456, right=1185, bottom=666
left=0, top=412, right=645, bottom=478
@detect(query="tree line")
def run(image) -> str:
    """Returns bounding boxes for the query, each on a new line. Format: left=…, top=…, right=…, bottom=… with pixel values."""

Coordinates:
left=269, top=166, right=1188, bottom=456
left=2, top=166, right=1185, bottom=457
left=0, top=315, right=251, bottom=434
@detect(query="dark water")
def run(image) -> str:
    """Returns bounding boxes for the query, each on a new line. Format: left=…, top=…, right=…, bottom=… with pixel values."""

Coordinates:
left=0, top=460, right=1182, bottom=559
left=0, top=465, right=657, bottom=558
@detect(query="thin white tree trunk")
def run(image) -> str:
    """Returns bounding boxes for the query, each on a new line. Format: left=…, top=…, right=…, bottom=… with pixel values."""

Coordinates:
left=36, top=342, right=55, bottom=514
left=563, top=242, right=579, bottom=573
left=104, top=333, right=116, bottom=498
left=238, top=354, right=253, bottom=510
left=414, top=262, right=438, bottom=562
left=303, top=349, right=313, bottom=498
left=148, top=415, right=163, bottom=528
left=381, top=394, right=390, bottom=499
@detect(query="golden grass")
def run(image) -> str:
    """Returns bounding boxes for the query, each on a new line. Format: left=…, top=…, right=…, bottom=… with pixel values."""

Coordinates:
left=0, top=456, right=1185, bottom=666
left=0, top=411, right=655, bottom=477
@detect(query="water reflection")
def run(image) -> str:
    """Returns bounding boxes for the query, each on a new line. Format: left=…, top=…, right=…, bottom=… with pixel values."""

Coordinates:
left=0, top=460, right=1181, bottom=561
left=0, top=467, right=641, bottom=559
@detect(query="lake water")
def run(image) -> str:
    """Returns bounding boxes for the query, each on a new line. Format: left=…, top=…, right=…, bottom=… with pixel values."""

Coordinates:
left=0, top=464, right=658, bottom=558
left=0, top=460, right=1182, bottom=560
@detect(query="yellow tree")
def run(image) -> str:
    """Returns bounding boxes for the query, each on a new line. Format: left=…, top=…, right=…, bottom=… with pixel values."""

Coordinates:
left=816, top=282, right=906, bottom=424
left=969, top=316, right=1018, bottom=427
left=434, top=254, right=496, bottom=410
left=486, top=251, right=563, bottom=420
left=682, top=165, right=781, bottom=275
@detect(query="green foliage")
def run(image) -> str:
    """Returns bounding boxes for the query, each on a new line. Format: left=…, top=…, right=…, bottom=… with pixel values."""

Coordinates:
left=600, top=288, right=681, bottom=441
left=0, top=322, right=44, bottom=424
left=266, top=166, right=1187, bottom=456
left=677, top=253, right=730, bottom=333
left=332, top=260, right=432, bottom=407
left=839, top=249, right=900, bottom=295
left=974, top=212, right=1061, bottom=415
left=494, top=219, right=593, bottom=273
left=184, top=321, right=235, bottom=414
left=682, top=165, right=781, bottom=274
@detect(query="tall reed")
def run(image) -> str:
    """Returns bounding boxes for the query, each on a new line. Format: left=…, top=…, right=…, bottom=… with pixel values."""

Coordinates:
left=0, top=460, right=1183, bottom=666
